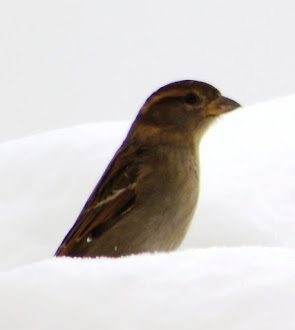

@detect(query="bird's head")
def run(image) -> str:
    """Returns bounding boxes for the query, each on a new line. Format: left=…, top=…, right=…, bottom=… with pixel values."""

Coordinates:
left=129, top=80, right=241, bottom=146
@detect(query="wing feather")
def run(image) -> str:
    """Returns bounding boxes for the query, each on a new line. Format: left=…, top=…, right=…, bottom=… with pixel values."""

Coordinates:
left=55, top=144, right=142, bottom=256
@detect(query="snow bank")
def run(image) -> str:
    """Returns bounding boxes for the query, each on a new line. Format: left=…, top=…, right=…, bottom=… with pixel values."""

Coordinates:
left=1, top=248, right=295, bottom=330
left=0, top=95, right=294, bottom=329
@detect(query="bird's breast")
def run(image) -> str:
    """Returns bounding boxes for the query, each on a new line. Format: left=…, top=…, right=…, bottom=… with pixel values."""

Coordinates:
left=135, top=146, right=199, bottom=239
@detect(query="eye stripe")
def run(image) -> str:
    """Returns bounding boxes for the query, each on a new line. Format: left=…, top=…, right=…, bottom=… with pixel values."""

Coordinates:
left=141, top=93, right=184, bottom=113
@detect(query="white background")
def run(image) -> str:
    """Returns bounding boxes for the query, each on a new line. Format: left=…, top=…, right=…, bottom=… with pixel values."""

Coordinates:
left=1, top=0, right=294, bottom=141
left=0, top=2, right=295, bottom=328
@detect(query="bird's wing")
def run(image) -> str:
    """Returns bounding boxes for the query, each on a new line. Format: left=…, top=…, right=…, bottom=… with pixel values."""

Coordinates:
left=55, top=144, right=142, bottom=256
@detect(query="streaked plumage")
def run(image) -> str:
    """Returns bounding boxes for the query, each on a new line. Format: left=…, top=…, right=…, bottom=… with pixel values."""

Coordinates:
left=55, top=80, right=240, bottom=258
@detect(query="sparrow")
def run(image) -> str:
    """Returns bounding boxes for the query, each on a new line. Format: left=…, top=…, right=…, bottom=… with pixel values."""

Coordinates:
left=55, top=80, right=240, bottom=258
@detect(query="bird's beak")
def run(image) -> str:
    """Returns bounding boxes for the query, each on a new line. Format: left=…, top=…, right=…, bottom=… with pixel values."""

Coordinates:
left=205, top=96, right=241, bottom=116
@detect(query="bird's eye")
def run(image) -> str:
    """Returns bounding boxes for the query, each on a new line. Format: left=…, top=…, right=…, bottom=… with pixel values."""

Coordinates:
left=185, top=92, right=201, bottom=105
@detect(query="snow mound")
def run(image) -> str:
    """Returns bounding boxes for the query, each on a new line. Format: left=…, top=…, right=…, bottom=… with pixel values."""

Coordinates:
left=1, top=248, right=295, bottom=330
left=0, top=95, right=294, bottom=329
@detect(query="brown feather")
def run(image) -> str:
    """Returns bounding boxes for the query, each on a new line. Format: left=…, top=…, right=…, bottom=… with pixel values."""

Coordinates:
left=55, top=144, right=142, bottom=256
left=55, top=80, right=240, bottom=258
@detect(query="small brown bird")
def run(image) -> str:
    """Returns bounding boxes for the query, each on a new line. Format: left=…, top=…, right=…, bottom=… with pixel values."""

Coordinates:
left=55, top=80, right=240, bottom=258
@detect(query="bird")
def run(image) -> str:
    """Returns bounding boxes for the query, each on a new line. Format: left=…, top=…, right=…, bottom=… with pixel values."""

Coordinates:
left=55, top=80, right=240, bottom=258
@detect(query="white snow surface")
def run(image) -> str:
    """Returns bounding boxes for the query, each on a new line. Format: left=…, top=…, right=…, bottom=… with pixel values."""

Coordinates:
left=0, top=96, right=294, bottom=329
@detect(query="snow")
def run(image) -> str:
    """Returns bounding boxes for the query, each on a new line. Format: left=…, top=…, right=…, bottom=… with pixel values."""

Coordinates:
left=0, top=95, right=294, bottom=329
left=1, top=248, right=295, bottom=330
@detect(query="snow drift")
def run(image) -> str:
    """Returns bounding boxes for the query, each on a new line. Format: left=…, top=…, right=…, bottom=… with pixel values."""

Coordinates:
left=0, top=95, right=294, bottom=329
